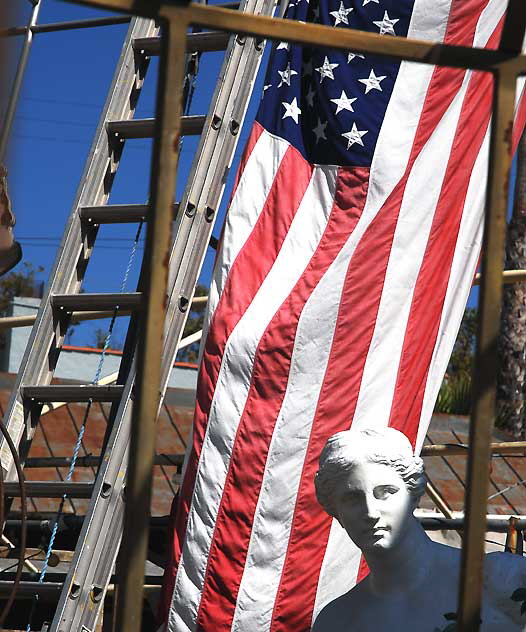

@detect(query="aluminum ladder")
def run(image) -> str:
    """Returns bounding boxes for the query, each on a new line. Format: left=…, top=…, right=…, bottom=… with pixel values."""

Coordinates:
left=0, top=0, right=275, bottom=629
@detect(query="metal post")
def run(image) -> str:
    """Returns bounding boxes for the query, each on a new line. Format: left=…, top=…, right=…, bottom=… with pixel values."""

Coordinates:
left=457, top=64, right=517, bottom=632
left=426, top=481, right=454, bottom=520
left=421, top=441, right=526, bottom=456
left=0, top=15, right=131, bottom=37
left=113, top=9, right=189, bottom=632
left=0, top=0, right=42, bottom=162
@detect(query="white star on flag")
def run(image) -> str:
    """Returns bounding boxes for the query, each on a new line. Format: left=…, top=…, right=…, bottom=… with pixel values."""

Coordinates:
left=373, top=11, right=399, bottom=35
left=363, top=0, right=379, bottom=5
left=313, top=118, right=328, bottom=144
left=330, top=90, right=357, bottom=114
left=330, top=1, right=353, bottom=26
left=282, top=97, right=301, bottom=124
left=347, top=52, right=365, bottom=63
left=358, top=68, right=387, bottom=93
left=305, top=85, right=315, bottom=107
left=315, top=56, right=339, bottom=83
left=277, top=41, right=290, bottom=51
left=341, top=122, right=368, bottom=149
left=278, top=62, right=298, bottom=88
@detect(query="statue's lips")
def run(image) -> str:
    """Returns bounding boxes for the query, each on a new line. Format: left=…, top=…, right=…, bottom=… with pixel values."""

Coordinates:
left=365, top=526, right=390, bottom=537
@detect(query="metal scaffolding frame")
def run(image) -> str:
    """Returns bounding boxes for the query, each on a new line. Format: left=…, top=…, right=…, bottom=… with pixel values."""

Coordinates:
left=66, top=1, right=526, bottom=630
left=0, top=0, right=42, bottom=162
left=0, top=0, right=525, bottom=629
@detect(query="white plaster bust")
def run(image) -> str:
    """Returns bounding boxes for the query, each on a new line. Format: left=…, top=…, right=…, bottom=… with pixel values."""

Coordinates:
left=312, top=427, right=526, bottom=632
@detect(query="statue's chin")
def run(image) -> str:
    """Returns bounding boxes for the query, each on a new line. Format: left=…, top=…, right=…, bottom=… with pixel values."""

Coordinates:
left=351, top=530, right=394, bottom=553
left=363, top=537, right=391, bottom=552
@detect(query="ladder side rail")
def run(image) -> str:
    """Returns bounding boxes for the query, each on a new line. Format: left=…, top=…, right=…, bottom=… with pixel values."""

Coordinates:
left=162, top=0, right=274, bottom=388
left=0, top=17, right=156, bottom=481
left=51, top=366, right=136, bottom=631
left=50, top=1, right=275, bottom=627
left=162, top=33, right=267, bottom=384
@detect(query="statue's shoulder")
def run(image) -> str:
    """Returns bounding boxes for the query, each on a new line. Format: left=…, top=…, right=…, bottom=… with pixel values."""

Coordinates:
left=311, top=594, right=345, bottom=632
left=311, top=593, right=351, bottom=632
left=311, top=585, right=366, bottom=632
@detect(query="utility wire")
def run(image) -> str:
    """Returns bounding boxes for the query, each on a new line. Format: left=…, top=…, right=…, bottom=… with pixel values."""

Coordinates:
left=18, top=235, right=146, bottom=241
left=20, top=243, right=145, bottom=251
left=16, top=114, right=97, bottom=127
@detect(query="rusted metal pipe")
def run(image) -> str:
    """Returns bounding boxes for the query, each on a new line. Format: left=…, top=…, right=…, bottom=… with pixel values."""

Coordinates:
left=421, top=441, right=526, bottom=457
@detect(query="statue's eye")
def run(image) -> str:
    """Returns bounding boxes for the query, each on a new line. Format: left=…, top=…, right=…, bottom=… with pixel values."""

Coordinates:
left=374, top=485, right=399, bottom=500
left=344, top=490, right=361, bottom=503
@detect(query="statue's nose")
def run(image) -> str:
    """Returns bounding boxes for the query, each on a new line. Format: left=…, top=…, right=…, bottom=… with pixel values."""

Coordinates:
left=363, top=495, right=381, bottom=522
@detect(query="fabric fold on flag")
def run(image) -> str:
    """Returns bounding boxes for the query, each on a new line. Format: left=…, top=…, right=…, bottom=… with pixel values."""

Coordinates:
left=161, top=0, right=526, bottom=630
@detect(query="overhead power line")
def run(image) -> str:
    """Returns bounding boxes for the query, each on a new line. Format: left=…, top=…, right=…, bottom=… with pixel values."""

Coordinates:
left=20, top=242, right=145, bottom=252
left=18, top=235, right=146, bottom=242
left=16, top=114, right=97, bottom=128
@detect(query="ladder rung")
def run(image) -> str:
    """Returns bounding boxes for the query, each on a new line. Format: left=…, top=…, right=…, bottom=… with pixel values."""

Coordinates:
left=4, top=481, right=94, bottom=498
left=0, top=581, right=161, bottom=600
left=21, top=385, right=125, bottom=403
left=107, top=115, right=205, bottom=139
left=51, top=292, right=143, bottom=312
left=0, top=581, right=63, bottom=600
left=24, top=453, right=184, bottom=468
left=134, top=31, right=231, bottom=56
left=79, top=203, right=179, bottom=224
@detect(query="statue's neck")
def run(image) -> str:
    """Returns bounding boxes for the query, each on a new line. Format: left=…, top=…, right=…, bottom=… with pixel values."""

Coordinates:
left=364, top=517, right=434, bottom=597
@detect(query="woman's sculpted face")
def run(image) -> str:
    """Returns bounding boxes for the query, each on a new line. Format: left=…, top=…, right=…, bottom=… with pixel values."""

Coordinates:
left=333, top=459, right=413, bottom=553
left=315, top=427, right=426, bottom=555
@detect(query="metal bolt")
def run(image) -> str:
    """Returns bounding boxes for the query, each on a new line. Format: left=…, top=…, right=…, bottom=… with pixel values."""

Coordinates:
left=178, top=296, right=189, bottom=313
left=212, top=114, right=222, bottom=130
left=48, top=552, right=60, bottom=567
left=90, top=585, right=104, bottom=603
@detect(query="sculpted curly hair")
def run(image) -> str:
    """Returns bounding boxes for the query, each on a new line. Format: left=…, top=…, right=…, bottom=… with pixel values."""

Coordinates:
left=314, top=427, right=426, bottom=519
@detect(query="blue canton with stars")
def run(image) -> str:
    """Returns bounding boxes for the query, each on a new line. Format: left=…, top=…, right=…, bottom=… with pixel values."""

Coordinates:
left=256, top=0, right=415, bottom=167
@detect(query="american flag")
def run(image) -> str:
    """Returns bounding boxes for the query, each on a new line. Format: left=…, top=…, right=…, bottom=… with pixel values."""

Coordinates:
left=161, top=0, right=526, bottom=630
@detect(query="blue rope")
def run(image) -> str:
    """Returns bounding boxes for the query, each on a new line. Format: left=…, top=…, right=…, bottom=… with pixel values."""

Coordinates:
left=26, top=221, right=143, bottom=630
left=92, top=222, right=142, bottom=385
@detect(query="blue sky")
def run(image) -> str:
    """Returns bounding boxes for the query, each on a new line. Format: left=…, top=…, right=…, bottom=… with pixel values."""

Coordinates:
left=2, top=0, right=265, bottom=348
left=2, top=0, right=518, bottom=349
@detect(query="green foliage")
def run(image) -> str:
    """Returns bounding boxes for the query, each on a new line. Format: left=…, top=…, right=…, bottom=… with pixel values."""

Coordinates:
left=177, top=284, right=208, bottom=363
left=93, top=328, right=108, bottom=349
left=90, top=327, right=123, bottom=350
left=435, top=308, right=477, bottom=416
left=0, top=262, right=44, bottom=351
left=0, top=261, right=43, bottom=314
left=434, top=612, right=458, bottom=632
left=447, top=308, right=477, bottom=376
left=510, top=587, right=526, bottom=616
left=434, top=612, right=484, bottom=631
left=434, top=371, right=471, bottom=415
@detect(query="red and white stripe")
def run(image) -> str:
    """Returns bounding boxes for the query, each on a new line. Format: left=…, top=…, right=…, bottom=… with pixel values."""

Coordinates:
left=163, top=0, right=526, bottom=630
